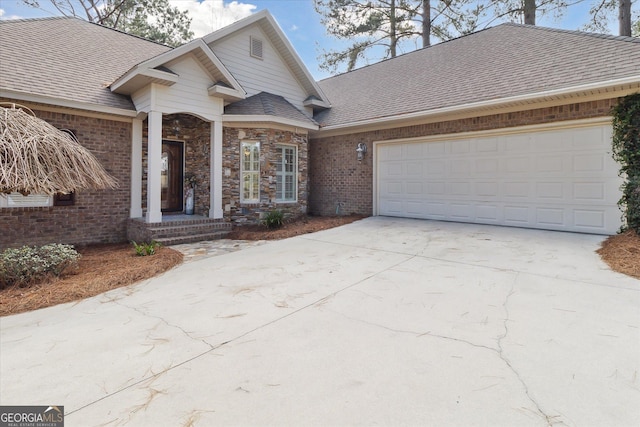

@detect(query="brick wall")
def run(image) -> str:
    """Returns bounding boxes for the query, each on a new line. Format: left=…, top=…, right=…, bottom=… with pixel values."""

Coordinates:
left=308, top=99, right=618, bottom=216
left=0, top=107, right=132, bottom=249
left=223, top=127, right=308, bottom=223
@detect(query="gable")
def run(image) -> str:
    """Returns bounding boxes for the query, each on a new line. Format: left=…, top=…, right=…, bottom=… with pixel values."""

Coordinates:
left=130, top=55, right=226, bottom=120
left=207, top=24, right=312, bottom=114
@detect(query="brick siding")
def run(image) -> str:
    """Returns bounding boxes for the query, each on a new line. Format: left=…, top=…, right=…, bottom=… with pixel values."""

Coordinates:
left=308, top=99, right=618, bottom=216
left=0, top=107, right=132, bottom=249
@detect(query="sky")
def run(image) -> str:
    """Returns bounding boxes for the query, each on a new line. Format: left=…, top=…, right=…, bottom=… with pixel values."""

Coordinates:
left=0, top=0, right=635, bottom=80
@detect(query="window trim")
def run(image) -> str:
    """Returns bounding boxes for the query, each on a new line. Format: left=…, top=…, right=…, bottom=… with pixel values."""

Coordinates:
left=0, top=192, right=53, bottom=208
left=240, top=141, right=260, bottom=203
left=275, top=144, right=298, bottom=203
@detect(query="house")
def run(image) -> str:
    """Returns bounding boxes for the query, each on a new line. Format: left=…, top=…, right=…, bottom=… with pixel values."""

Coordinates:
left=309, top=25, right=640, bottom=235
left=1, top=12, right=639, bottom=248
left=0, top=11, right=329, bottom=247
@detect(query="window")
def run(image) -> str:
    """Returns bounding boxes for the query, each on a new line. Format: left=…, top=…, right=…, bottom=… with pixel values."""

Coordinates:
left=54, top=192, right=75, bottom=206
left=0, top=193, right=52, bottom=208
left=276, top=145, right=297, bottom=202
left=241, top=141, right=260, bottom=202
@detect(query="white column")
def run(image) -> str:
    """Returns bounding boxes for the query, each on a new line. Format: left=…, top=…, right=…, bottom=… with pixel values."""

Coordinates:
left=146, top=111, right=163, bottom=223
left=209, top=119, right=223, bottom=219
left=130, top=118, right=143, bottom=218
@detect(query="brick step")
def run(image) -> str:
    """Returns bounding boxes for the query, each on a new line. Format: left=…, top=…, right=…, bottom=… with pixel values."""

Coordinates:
left=155, top=230, right=231, bottom=246
left=147, top=222, right=232, bottom=239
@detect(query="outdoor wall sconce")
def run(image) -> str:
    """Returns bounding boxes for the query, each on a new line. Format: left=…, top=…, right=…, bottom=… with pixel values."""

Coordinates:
left=356, top=142, right=367, bottom=161
left=173, top=119, right=180, bottom=136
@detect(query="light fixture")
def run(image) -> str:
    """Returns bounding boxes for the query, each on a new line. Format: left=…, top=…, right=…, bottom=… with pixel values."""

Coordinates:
left=356, top=142, right=367, bottom=161
left=173, top=119, right=180, bottom=136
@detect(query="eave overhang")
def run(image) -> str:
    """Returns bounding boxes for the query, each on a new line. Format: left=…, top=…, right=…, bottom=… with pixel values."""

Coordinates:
left=208, top=84, right=245, bottom=102
left=312, top=76, right=640, bottom=138
left=110, top=39, right=245, bottom=100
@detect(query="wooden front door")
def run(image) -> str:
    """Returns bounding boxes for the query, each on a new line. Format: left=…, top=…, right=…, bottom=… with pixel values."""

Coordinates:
left=161, top=141, right=184, bottom=212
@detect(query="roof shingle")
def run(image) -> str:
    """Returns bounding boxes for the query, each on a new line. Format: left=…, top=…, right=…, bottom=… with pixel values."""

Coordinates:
left=225, top=92, right=318, bottom=125
left=314, top=23, right=640, bottom=127
left=0, top=17, right=171, bottom=111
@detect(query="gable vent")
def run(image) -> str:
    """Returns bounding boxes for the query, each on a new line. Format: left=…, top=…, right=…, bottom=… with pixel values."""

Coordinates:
left=250, top=36, right=263, bottom=59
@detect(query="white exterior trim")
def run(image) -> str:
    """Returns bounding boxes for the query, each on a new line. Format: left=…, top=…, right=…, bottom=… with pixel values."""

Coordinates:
left=210, top=119, right=224, bottom=219
left=146, top=111, right=163, bottom=223
left=130, top=118, right=143, bottom=218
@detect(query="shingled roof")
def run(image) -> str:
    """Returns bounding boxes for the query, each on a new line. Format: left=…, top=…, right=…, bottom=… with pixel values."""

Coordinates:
left=314, top=24, right=640, bottom=128
left=225, top=92, right=318, bottom=127
left=0, top=17, right=170, bottom=112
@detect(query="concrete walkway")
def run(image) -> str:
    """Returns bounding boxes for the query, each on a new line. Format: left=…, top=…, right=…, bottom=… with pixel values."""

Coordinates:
left=1, top=217, right=638, bottom=426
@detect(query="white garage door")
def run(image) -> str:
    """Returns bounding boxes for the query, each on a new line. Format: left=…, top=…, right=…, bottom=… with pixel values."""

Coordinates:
left=376, top=123, right=623, bottom=234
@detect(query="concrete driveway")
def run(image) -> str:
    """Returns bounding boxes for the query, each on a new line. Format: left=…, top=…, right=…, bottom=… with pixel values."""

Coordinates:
left=1, top=217, right=639, bottom=426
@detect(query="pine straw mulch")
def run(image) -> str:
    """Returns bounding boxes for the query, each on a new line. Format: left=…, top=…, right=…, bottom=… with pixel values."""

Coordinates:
left=597, top=230, right=640, bottom=280
left=0, top=244, right=183, bottom=317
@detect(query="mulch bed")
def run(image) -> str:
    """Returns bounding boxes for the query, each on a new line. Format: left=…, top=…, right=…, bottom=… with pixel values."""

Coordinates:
left=0, top=244, right=183, bottom=316
left=597, top=230, right=640, bottom=280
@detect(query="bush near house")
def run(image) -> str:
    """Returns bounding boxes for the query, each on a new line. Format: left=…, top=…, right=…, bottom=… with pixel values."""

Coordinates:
left=0, top=244, right=80, bottom=289
left=261, top=210, right=285, bottom=229
left=612, top=93, right=640, bottom=233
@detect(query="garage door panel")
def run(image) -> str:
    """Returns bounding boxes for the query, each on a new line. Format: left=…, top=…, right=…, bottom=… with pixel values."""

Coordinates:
left=504, top=182, right=530, bottom=198
left=476, top=138, right=499, bottom=152
left=573, top=154, right=605, bottom=172
left=377, top=124, right=622, bottom=234
left=536, top=182, right=565, bottom=199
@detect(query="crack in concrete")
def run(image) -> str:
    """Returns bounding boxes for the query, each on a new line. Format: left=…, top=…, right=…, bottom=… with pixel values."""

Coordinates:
left=67, top=253, right=417, bottom=418
left=326, top=274, right=564, bottom=427
left=114, top=300, right=216, bottom=350
left=495, top=274, right=565, bottom=427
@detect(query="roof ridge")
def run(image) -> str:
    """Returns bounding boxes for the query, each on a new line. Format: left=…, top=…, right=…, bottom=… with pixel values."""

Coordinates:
left=0, top=15, right=172, bottom=48
left=258, top=92, right=276, bottom=115
left=500, top=22, right=640, bottom=43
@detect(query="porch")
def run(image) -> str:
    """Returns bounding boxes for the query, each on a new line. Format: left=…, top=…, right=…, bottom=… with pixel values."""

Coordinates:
left=127, top=214, right=232, bottom=246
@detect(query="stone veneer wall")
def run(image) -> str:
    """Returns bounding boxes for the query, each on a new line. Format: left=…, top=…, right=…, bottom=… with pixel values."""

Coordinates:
left=140, top=117, right=309, bottom=223
left=222, top=127, right=308, bottom=223
left=0, top=106, right=131, bottom=248
left=308, top=99, right=618, bottom=216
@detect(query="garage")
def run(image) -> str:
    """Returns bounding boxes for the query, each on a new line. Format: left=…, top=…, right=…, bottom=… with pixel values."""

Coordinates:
left=376, top=121, right=623, bottom=234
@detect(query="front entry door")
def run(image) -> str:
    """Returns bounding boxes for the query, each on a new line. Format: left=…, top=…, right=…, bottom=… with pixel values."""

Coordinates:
left=161, top=140, right=184, bottom=212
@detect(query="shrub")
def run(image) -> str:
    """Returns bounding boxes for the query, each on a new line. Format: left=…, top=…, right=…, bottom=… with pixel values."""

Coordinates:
left=0, top=243, right=80, bottom=288
left=611, top=93, right=640, bottom=233
left=132, top=240, right=161, bottom=256
left=262, top=210, right=285, bottom=229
